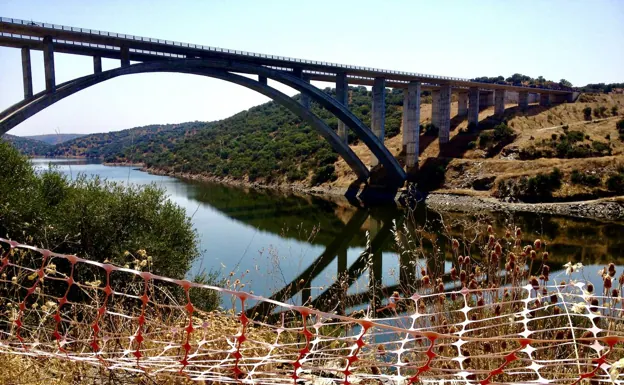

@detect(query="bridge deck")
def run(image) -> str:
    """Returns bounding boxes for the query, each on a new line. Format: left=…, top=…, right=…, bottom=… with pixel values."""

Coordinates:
left=1, top=17, right=570, bottom=94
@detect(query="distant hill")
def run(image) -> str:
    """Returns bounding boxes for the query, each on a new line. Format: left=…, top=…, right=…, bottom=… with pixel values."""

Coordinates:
left=1, top=134, right=51, bottom=155
left=24, top=133, right=85, bottom=145
left=46, top=121, right=209, bottom=162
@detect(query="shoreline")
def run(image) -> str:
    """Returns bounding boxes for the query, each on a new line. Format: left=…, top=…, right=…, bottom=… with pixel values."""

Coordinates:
left=141, top=165, right=624, bottom=222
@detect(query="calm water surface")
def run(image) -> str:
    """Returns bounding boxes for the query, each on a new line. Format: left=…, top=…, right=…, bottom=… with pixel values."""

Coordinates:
left=31, top=158, right=624, bottom=312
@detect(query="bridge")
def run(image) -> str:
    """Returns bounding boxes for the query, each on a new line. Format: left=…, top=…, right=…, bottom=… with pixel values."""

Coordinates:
left=0, top=17, right=576, bottom=189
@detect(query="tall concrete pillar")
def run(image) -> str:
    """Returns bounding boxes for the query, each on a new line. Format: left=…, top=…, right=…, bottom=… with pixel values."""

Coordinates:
left=539, top=93, right=550, bottom=107
left=21, top=47, right=33, bottom=99
left=336, top=72, right=348, bottom=143
left=457, top=92, right=468, bottom=116
left=43, top=36, right=55, bottom=93
left=371, top=77, right=386, bottom=167
left=121, top=47, right=130, bottom=67
left=405, top=81, right=421, bottom=169
left=431, top=90, right=441, bottom=128
left=300, top=74, right=311, bottom=109
left=402, top=89, right=409, bottom=149
left=93, top=56, right=102, bottom=74
left=495, top=89, right=506, bottom=115
left=258, top=75, right=267, bottom=85
left=518, top=91, right=529, bottom=109
left=468, top=87, right=480, bottom=127
left=438, top=85, right=451, bottom=144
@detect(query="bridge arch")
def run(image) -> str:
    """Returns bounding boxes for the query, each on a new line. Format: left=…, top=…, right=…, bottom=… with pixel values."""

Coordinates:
left=0, top=62, right=372, bottom=181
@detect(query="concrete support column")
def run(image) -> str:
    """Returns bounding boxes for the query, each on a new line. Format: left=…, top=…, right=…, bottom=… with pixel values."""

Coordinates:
left=371, top=77, right=386, bottom=166
left=438, top=85, right=451, bottom=144
left=495, top=89, right=506, bottom=115
left=402, top=89, right=409, bottom=149
left=539, top=93, right=550, bottom=107
left=21, top=47, right=33, bottom=99
left=121, top=47, right=130, bottom=67
left=457, top=92, right=468, bottom=116
left=518, top=91, right=529, bottom=109
left=431, top=90, right=441, bottom=128
left=405, top=81, right=421, bottom=169
left=300, top=74, right=311, bottom=109
left=43, top=36, right=55, bottom=93
left=93, top=56, right=102, bottom=74
left=258, top=75, right=267, bottom=85
left=336, top=72, right=348, bottom=143
left=468, top=87, right=480, bottom=127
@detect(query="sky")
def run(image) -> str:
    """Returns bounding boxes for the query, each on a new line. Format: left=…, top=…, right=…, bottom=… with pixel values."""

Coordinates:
left=1, top=0, right=623, bottom=136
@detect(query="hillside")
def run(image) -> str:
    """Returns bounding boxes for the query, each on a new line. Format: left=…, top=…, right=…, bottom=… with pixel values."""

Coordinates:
left=45, top=121, right=208, bottom=162
left=1, top=134, right=51, bottom=155
left=24, top=133, right=84, bottom=145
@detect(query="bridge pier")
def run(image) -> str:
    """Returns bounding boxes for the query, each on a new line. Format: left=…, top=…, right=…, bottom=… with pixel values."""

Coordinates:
left=539, top=93, right=550, bottom=107
left=405, top=81, right=421, bottom=170
left=495, top=89, right=506, bottom=115
left=43, top=36, right=56, bottom=92
left=93, top=56, right=102, bottom=74
left=371, top=77, right=386, bottom=167
left=293, top=68, right=310, bottom=109
left=121, top=47, right=130, bottom=67
left=457, top=92, right=468, bottom=116
left=468, top=87, right=479, bottom=127
left=431, top=90, right=440, bottom=129
left=437, top=84, right=451, bottom=144
left=336, top=72, right=349, bottom=143
left=21, top=47, right=33, bottom=99
left=518, top=91, right=529, bottom=109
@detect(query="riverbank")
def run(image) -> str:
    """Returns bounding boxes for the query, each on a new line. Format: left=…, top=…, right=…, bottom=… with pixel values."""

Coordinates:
left=142, top=165, right=624, bottom=222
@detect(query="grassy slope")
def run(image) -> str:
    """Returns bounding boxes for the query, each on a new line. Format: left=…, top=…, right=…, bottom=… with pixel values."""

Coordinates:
left=330, top=93, right=624, bottom=200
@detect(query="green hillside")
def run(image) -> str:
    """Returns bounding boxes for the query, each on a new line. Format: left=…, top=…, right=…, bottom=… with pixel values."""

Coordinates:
left=1, top=134, right=51, bottom=155
left=24, top=133, right=85, bottom=145
left=46, top=121, right=208, bottom=162
left=142, top=87, right=405, bottom=184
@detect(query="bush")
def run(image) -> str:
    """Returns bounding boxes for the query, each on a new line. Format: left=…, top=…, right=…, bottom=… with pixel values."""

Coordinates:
left=606, top=173, right=624, bottom=193
left=612, top=106, right=619, bottom=116
left=311, top=165, right=337, bottom=185
left=467, top=141, right=477, bottom=150
left=526, top=168, right=562, bottom=197
left=570, top=169, right=601, bottom=187
left=0, top=142, right=199, bottom=279
left=583, top=107, right=592, bottom=120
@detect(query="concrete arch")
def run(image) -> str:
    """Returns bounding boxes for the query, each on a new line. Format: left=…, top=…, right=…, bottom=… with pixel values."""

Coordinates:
left=0, top=62, right=370, bottom=181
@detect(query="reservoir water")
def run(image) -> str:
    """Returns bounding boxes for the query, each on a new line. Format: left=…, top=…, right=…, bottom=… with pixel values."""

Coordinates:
left=31, top=158, right=624, bottom=313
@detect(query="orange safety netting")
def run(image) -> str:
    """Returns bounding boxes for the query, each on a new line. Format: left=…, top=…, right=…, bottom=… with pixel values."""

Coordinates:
left=0, top=237, right=623, bottom=384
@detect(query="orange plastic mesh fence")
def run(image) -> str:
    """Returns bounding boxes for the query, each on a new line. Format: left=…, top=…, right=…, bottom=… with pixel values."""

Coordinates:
left=0, top=237, right=623, bottom=384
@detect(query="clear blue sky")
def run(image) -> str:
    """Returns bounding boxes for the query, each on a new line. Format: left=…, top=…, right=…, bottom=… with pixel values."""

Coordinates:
left=1, top=0, right=623, bottom=136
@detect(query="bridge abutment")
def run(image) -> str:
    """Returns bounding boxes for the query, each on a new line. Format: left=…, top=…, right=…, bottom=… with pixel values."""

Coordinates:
left=336, top=72, right=349, bottom=143
left=495, top=89, right=506, bottom=115
left=371, top=77, right=386, bottom=167
left=518, top=91, right=529, bottom=109
left=405, top=81, right=421, bottom=171
left=43, top=36, right=55, bottom=92
left=93, top=56, right=102, bottom=74
left=21, top=47, right=33, bottom=99
left=539, top=93, right=550, bottom=107
left=457, top=92, right=468, bottom=116
left=468, top=87, right=480, bottom=127
left=549, top=93, right=573, bottom=104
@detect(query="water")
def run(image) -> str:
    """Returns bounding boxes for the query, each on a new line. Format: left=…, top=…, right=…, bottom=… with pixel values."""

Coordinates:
left=31, top=158, right=624, bottom=312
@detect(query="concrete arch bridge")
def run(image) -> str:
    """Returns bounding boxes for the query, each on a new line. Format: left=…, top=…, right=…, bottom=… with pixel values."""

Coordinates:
left=0, top=17, right=575, bottom=191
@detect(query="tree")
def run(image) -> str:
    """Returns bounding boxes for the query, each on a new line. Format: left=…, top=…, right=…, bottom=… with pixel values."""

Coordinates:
left=559, top=79, right=573, bottom=88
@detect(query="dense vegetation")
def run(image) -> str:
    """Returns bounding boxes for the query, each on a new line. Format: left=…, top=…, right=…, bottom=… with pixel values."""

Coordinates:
left=520, top=130, right=613, bottom=160
left=0, top=142, right=199, bottom=279
left=2, top=134, right=52, bottom=155
left=471, top=73, right=573, bottom=90
left=24, top=133, right=84, bottom=145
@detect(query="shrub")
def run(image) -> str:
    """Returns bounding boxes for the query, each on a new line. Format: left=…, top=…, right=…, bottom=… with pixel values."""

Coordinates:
left=591, top=141, right=611, bottom=155
left=422, top=123, right=439, bottom=136
left=467, top=141, right=477, bottom=150
left=612, top=106, right=619, bottom=116
left=606, top=173, right=624, bottom=193
left=311, top=165, right=337, bottom=185
left=570, top=169, right=601, bottom=187
left=583, top=107, right=592, bottom=120
left=526, top=168, right=562, bottom=197
left=551, top=134, right=558, bottom=141
left=566, top=130, right=585, bottom=143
